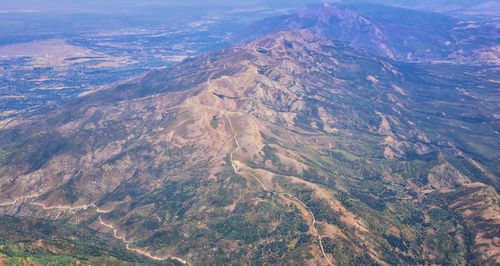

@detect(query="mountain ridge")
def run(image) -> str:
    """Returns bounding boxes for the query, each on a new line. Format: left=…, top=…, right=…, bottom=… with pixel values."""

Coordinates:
left=0, top=9, right=499, bottom=266
left=238, top=3, right=500, bottom=64
left=341, top=0, right=500, bottom=17
left=0, top=31, right=498, bottom=264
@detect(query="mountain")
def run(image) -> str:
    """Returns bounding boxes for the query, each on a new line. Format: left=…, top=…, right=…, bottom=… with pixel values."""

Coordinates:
left=343, top=0, right=500, bottom=17
left=239, top=3, right=500, bottom=63
left=1, top=4, right=500, bottom=266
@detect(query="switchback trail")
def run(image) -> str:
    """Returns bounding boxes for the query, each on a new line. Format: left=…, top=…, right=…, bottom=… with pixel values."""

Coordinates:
left=224, top=114, right=334, bottom=266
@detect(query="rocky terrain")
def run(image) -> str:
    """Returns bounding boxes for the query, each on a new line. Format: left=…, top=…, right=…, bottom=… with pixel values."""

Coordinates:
left=0, top=3, right=499, bottom=266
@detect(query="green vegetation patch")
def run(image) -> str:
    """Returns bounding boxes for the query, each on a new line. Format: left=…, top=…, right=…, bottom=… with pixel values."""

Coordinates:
left=210, top=115, right=220, bottom=129
left=0, top=215, right=155, bottom=265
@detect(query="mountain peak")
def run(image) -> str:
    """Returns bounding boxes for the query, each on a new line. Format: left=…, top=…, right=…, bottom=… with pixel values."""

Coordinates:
left=241, top=3, right=499, bottom=63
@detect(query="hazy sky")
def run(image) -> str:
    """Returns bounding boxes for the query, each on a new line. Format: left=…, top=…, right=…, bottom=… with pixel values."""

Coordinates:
left=0, top=0, right=326, bottom=13
left=3, top=1, right=494, bottom=16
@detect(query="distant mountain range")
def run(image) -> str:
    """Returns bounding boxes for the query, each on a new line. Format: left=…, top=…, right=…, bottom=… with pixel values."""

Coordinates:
left=238, top=3, right=499, bottom=63
left=341, top=0, right=500, bottom=16
left=0, top=3, right=499, bottom=265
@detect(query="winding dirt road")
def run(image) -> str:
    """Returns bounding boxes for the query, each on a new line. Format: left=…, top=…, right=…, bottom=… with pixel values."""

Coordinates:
left=0, top=196, right=190, bottom=265
left=224, top=114, right=334, bottom=266
left=97, top=216, right=191, bottom=265
left=0, top=193, right=42, bottom=207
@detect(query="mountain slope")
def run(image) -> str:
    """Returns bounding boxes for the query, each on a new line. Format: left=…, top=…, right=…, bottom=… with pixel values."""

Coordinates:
left=239, top=3, right=500, bottom=63
left=0, top=30, right=499, bottom=265
left=0, top=216, right=165, bottom=265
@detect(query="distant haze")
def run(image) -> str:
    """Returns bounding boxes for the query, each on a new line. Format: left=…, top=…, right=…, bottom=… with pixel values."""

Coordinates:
left=341, top=0, right=500, bottom=16
left=0, top=0, right=326, bottom=13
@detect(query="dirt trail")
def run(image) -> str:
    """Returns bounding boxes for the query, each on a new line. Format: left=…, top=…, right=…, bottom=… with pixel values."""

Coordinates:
left=29, top=202, right=95, bottom=211
left=97, top=216, right=190, bottom=265
left=205, top=74, right=334, bottom=265
left=0, top=193, right=42, bottom=207
left=224, top=114, right=334, bottom=266
left=0, top=197, right=111, bottom=213
left=0, top=196, right=190, bottom=265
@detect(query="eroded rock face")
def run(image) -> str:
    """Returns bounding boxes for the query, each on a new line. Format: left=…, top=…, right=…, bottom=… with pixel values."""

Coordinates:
left=0, top=30, right=498, bottom=265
